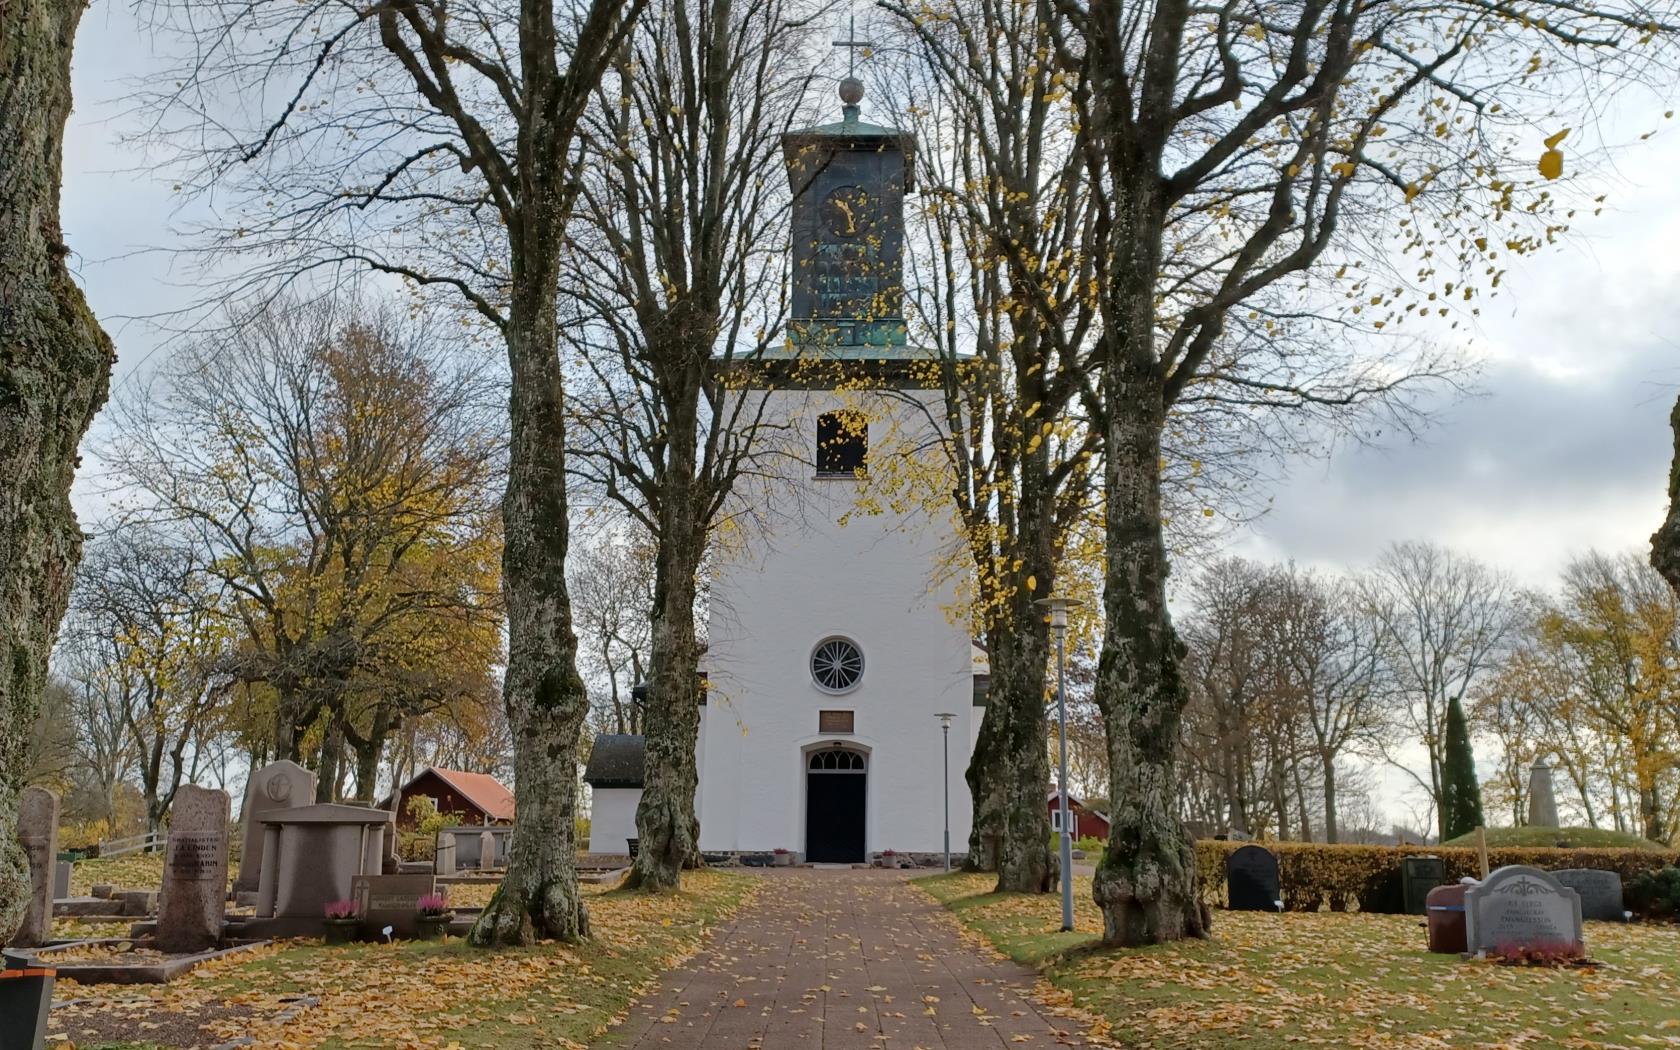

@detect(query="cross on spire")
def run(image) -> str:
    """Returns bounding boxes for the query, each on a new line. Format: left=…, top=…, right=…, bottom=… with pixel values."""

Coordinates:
left=832, top=13, right=873, bottom=79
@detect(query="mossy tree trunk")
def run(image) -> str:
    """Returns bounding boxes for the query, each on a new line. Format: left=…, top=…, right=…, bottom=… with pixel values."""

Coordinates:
left=0, top=0, right=116, bottom=937
left=628, top=361, right=706, bottom=891
left=1653, top=395, right=1680, bottom=597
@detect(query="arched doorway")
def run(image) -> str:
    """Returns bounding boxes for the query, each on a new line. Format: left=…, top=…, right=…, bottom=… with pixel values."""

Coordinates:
left=806, top=748, right=866, bottom=862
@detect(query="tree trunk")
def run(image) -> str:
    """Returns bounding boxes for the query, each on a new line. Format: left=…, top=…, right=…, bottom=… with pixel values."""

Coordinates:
left=316, top=718, right=346, bottom=803
left=469, top=152, right=592, bottom=940
left=1654, top=395, right=1680, bottom=597
left=974, top=612, right=1054, bottom=892
left=1321, top=753, right=1339, bottom=844
left=0, top=0, right=116, bottom=936
left=630, top=370, right=705, bottom=891
left=1091, top=356, right=1208, bottom=945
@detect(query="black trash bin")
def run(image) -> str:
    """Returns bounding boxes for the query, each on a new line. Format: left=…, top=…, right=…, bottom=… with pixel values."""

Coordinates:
left=627, top=837, right=639, bottom=859
left=0, top=949, right=55, bottom=1050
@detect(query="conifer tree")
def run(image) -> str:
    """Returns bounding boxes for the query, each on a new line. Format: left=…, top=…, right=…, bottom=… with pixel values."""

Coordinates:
left=1441, top=695, right=1484, bottom=841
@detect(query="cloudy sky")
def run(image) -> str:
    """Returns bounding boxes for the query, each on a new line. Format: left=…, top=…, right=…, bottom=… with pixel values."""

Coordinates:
left=55, top=7, right=1680, bottom=826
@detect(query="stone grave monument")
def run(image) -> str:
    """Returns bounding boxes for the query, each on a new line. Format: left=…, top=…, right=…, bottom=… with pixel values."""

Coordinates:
left=247, top=803, right=394, bottom=938
left=1527, top=760, right=1559, bottom=828
left=1551, top=868, right=1624, bottom=922
left=350, top=873, right=438, bottom=939
left=235, top=760, right=316, bottom=896
left=8, top=787, right=58, bottom=948
left=1401, top=855, right=1447, bottom=915
left=155, top=785, right=231, bottom=954
left=1225, top=844, right=1280, bottom=911
left=1465, top=865, right=1584, bottom=957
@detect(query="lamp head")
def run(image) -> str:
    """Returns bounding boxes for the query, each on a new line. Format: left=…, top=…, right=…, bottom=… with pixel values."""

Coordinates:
left=935, top=711, right=955, bottom=728
left=1033, top=595, right=1086, bottom=632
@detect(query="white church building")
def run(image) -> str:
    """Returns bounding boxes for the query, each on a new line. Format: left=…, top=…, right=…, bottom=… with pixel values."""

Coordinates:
left=585, top=81, right=982, bottom=863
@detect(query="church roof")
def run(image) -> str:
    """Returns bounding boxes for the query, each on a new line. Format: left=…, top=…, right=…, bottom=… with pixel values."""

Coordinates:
left=584, top=734, right=646, bottom=789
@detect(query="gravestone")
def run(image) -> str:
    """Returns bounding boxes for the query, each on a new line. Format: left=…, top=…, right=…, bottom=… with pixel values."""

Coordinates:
left=249, top=803, right=394, bottom=938
left=155, top=785, right=231, bottom=954
left=235, top=760, right=316, bottom=893
left=52, top=861, right=72, bottom=900
left=1551, top=868, right=1624, bottom=922
left=8, top=787, right=59, bottom=947
left=1527, top=760, right=1559, bottom=828
left=1465, top=865, right=1584, bottom=957
left=1225, top=844, right=1280, bottom=911
left=1401, top=856, right=1447, bottom=915
left=479, top=830, right=496, bottom=870
left=350, top=873, right=438, bottom=939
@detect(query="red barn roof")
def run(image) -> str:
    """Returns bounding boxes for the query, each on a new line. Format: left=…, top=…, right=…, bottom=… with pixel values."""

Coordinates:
left=389, top=767, right=515, bottom=822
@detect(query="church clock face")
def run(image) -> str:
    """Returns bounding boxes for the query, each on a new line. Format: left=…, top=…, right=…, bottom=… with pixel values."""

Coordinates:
left=820, top=185, right=874, bottom=239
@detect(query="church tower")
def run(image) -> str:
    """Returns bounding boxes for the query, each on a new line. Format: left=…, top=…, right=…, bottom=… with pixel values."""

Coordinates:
left=694, top=70, right=979, bottom=863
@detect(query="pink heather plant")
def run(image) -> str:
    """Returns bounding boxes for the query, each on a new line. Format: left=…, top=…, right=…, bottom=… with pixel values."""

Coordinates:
left=324, top=899, right=359, bottom=921
left=416, top=893, right=451, bottom=918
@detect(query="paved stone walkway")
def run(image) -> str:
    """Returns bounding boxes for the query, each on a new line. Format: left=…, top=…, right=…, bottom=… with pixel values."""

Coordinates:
left=603, top=868, right=1084, bottom=1049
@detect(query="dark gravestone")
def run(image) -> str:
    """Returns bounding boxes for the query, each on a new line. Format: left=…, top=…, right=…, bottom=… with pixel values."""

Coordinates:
left=351, top=874, right=437, bottom=939
left=1465, top=865, right=1584, bottom=957
left=1225, top=845, right=1280, bottom=911
left=1551, top=869, right=1624, bottom=922
left=1401, top=856, right=1447, bottom=915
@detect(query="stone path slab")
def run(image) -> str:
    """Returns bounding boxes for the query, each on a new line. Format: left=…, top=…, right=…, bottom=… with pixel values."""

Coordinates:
left=604, top=868, right=1083, bottom=1049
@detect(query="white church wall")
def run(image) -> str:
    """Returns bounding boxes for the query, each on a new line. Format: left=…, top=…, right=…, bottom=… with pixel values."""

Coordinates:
left=588, top=788, right=642, bottom=855
left=701, top=385, right=976, bottom=857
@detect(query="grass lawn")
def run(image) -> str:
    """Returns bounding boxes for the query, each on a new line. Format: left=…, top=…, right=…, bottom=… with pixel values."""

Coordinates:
left=1440, top=825, right=1669, bottom=850
left=917, top=872, right=1680, bottom=1049
left=51, top=869, right=756, bottom=1050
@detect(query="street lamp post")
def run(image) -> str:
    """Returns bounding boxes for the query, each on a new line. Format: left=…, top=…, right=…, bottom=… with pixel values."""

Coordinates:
left=1035, top=594, right=1084, bottom=933
left=936, top=712, right=956, bottom=873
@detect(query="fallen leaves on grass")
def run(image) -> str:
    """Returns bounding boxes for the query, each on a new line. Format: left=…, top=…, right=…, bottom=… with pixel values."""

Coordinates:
left=51, top=870, right=755, bottom=1050
left=918, top=873, right=1680, bottom=1049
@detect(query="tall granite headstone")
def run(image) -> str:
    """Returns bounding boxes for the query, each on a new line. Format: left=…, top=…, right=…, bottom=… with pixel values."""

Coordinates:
left=1225, top=844, right=1281, bottom=911
left=1465, top=864, right=1584, bottom=957
left=236, top=760, right=316, bottom=893
left=1552, top=868, right=1624, bottom=922
left=155, top=785, right=231, bottom=954
left=1527, top=760, right=1559, bottom=828
left=8, top=787, right=59, bottom=947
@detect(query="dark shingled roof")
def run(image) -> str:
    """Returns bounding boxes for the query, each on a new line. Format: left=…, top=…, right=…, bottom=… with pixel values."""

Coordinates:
left=584, top=734, right=646, bottom=789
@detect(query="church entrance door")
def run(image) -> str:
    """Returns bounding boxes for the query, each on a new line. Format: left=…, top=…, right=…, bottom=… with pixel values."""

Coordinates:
left=806, top=748, right=866, bottom=863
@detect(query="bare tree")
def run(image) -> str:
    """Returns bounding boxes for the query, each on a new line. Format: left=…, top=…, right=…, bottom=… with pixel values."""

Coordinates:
left=572, top=526, right=657, bottom=736
left=558, top=0, right=810, bottom=888
left=68, top=530, right=231, bottom=835
left=1362, top=542, right=1515, bottom=840
left=0, top=0, right=118, bottom=934
left=969, top=0, right=1680, bottom=944
left=1268, top=566, right=1388, bottom=843
left=142, top=0, right=643, bottom=945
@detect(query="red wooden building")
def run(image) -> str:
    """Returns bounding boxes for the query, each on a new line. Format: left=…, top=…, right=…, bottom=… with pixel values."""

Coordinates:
left=1047, top=789, right=1110, bottom=840
left=384, top=767, right=516, bottom=829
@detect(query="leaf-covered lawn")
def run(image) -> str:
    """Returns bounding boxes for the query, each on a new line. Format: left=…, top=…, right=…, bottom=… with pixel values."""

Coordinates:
left=917, top=872, right=1680, bottom=1049
left=51, top=869, right=756, bottom=1050
left=70, top=854, right=171, bottom=896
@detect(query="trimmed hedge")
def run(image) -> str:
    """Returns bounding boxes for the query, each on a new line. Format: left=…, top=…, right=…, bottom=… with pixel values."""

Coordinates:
left=1194, top=840, right=1680, bottom=914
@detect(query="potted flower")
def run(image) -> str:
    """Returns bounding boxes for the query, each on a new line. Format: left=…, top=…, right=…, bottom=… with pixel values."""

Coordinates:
left=323, top=900, right=360, bottom=945
left=415, top=893, right=452, bottom=941
left=772, top=848, right=793, bottom=867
